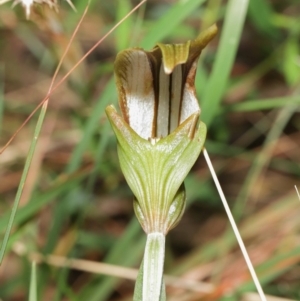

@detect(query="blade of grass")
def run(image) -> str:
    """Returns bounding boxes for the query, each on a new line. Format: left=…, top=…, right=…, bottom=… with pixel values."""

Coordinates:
left=116, top=0, right=133, bottom=51
left=0, top=102, right=48, bottom=265
left=79, top=218, right=145, bottom=301
left=0, top=172, right=86, bottom=233
left=203, top=148, right=267, bottom=301
left=283, top=36, right=300, bottom=86
left=15, top=26, right=49, bottom=63
left=200, top=0, right=222, bottom=31
left=0, top=63, right=4, bottom=135
left=140, top=0, right=206, bottom=49
left=233, top=103, right=299, bottom=217
left=86, top=121, right=111, bottom=189
left=248, top=0, right=279, bottom=38
left=0, top=4, right=91, bottom=264
left=295, top=186, right=300, bottom=200
left=225, top=42, right=284, bottom=101
left=44, top=2, right=147, bottom=296
left=225, top=95, right=300, bottom=112
left=0, top=0, right=146, bottom=155
left=201, top=0, right=249, bottom=126
left=171, top=192, right=299, bottom=276
left=66, top=79, right=116, bottom=173
left=15, top=250, right=214, bottom=293
left=240, top=245, right=300, bottom=293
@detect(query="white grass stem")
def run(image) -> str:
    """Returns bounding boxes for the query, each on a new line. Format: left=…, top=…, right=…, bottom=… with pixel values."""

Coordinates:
left=203, top=148, right=267, bottom=301
left=295, top=186, right=300, bottom=200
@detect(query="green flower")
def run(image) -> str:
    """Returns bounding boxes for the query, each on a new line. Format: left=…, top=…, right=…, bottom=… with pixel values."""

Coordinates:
left=106, top=24, right=217, bottom=235
left=106, top=24, right=217, bottom=301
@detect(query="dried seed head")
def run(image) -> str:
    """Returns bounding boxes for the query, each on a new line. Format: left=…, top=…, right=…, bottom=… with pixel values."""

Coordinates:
left=0, top=0, right=76, bottom=18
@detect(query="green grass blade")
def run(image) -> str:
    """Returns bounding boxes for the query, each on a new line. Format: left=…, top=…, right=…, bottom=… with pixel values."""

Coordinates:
left=78, top=218, right=144, bottom=301
left=0, top=103, right=48, bottom=264
left=240, top=245, right=300, bottom=292
left=0, top=174, right=85, bottom=232
left=0, top=63, right=4, bottom=135
left=226, top=95, right=300, bottom=112
left=233, top=104, right=299, bottom=217
left=116, top=0, right=133, bottom=51
left=248, top=0, right=279, bottom=38
left=201, top=0, right=249, bottom=126
left=66, top=79, right=116, bottom=173
left=86, top=121, right=111, bottom=189
left=140, top=0, right=206, bottom=49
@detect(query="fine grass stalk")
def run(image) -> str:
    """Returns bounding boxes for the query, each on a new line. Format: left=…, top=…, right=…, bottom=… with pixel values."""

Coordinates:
left=203, top=148, right=267, bottom=301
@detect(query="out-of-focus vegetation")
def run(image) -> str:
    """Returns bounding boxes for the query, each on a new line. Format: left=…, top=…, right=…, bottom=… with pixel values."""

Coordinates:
left=0, top=0, right=300, bottom=300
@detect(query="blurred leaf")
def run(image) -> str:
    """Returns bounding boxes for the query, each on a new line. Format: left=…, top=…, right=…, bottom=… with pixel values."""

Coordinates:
left=140, top=0, right=206, bottom=49
left=248, top=0, right=279, bottom=38
left=66, top=79, right=116, bottom=173
left=201, top=0, right=249, bottom=126
left=78, top=218, right=145, bottom=301
left=282, top=37, right=300, bottom=86
left=116, top=0, right=133, bottom=51
left=0, top=104, right=47, bottom=264
left=226, top=95, right=300, bottom=112
left=0, top=175, right=85, bottom=234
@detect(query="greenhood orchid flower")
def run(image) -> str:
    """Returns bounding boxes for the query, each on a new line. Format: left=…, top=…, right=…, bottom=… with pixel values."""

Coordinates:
left=106, top=24, right=217, bottom=234
left=106, top=24, right=217, bottom=301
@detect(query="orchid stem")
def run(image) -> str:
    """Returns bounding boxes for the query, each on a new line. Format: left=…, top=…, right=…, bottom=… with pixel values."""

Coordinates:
left=143, top=232, right=166, bottom=301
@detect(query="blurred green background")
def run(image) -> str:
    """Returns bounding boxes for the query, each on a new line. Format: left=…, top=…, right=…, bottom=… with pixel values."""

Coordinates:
left=0, top=0, right=300, bottom=300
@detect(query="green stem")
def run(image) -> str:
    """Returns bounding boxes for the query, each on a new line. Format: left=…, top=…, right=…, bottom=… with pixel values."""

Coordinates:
left=143, top=232, right=165, bottom=301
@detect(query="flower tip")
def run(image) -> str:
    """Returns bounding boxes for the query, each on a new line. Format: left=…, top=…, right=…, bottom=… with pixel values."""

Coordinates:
left=105, top=104, right=119, bottom=121
left=193, top=24, right=218, bottom=49
left=105, top=104, right=116, bottom=113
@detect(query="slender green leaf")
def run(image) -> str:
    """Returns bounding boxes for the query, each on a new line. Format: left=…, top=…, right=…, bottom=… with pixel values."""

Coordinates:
left=0, top=174, right=85, bottom=233
left=0, top=104, right=48, bottom=264
left=226, top=96, right=300, bottom=112
left=201, top=0, right=249, bottom=126
left=140, top=0, right=206, bottom=49
left=239, top=245, right=300, bottom=293
left=233, top=103, right=299, bottom=217
left=116, top=0, right=133, bottom=51
left=0, top=63, right=4, bottom=135
left=78, top=218, right=145, bottom=301
left=66, top=79, right=116, bottom=173
left=248, top=0, right=279, bottom=38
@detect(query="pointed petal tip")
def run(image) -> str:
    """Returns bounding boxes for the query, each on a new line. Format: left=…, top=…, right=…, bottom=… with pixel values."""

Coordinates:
left=105, top=104, right=116, bottom=115
left=194, top=23, right=218, bottom=49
